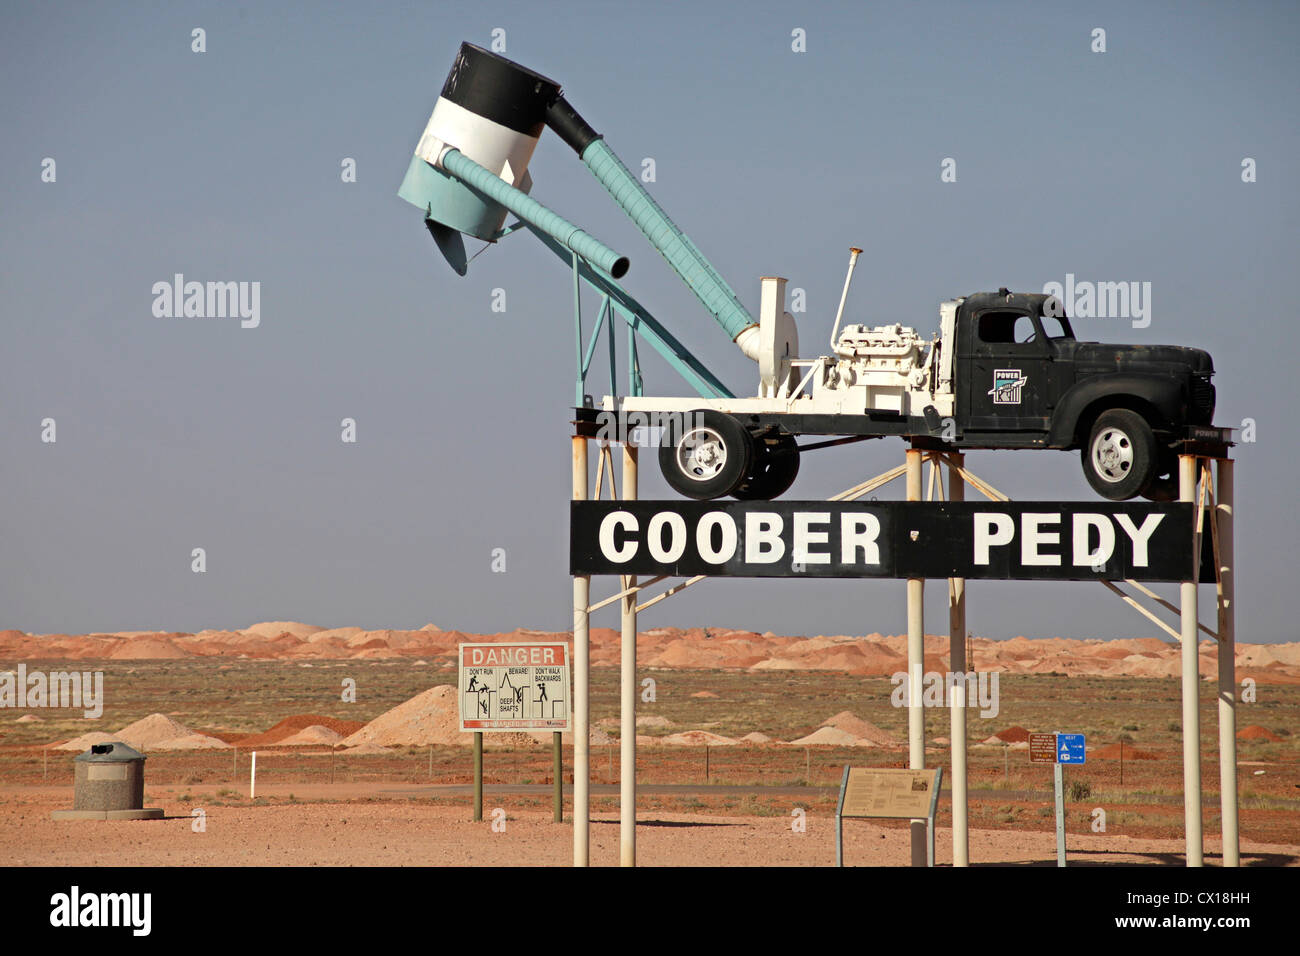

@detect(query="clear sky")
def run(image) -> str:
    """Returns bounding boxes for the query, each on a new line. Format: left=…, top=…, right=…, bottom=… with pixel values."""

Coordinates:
left=1, top=0, right=1296, bottom=643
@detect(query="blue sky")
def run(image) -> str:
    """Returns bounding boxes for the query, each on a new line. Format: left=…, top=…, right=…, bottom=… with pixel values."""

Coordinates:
left=1, top=0, right=1296, bottom=643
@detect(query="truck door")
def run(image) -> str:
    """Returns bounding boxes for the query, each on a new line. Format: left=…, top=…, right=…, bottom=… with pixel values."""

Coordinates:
left=961, top=309, right=1054, bottom=432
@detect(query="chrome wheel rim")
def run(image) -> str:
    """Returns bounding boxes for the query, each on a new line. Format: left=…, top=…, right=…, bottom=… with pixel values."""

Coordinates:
left=676, top=427, right=727, bottom=481
left=1090, top=427, right=1134, bottom=483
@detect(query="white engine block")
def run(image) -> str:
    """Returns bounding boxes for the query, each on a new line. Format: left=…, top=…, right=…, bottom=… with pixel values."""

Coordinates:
left=814, top=322, right=944, bottom=416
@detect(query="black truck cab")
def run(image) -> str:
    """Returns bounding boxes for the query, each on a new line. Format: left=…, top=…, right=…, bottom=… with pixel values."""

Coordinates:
left=953, top=290, right=1218, bottom=500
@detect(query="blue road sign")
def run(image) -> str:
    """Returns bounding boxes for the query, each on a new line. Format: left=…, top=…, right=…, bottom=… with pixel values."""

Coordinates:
left=1057, top=733, right=1086, bottom=764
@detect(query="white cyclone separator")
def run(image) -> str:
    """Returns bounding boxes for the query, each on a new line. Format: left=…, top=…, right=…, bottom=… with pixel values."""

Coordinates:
left=414, top=96, right=539, bottom=195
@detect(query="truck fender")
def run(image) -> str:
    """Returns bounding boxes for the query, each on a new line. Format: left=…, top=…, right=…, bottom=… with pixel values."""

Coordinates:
left=1049, top=375, right=1185, bottom=447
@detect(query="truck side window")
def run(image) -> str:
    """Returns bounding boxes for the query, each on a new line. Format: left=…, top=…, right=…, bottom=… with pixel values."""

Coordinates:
left=1013, top=315, right=1039, bottom=343
left=977, top=311, right=1023, bottom=344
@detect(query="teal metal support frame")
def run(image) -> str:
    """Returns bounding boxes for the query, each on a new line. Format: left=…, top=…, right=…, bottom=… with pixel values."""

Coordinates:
left=572, top=252, right=585, bottom=408
left=522, top=223, right=734, bottom=402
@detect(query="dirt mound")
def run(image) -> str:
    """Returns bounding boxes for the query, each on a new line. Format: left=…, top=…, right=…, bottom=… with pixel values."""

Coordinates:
left=1237, top=725, right=1283, bottom=742
left=986, top=725, right=1030, bottom=744
left=690, top=691, right=718, bottom=699
left=237, top=714, right=365, bottom=747
left=244, top=621, right=324, bottom=639
left=342, top=742, right=393, bottom=754
left=741, top=732, right=773, bottom=744
left=15, top=714, right=42, bottom=723
left=109, top=638, right=187, bottom=660
left=278, top=725, right=344, bottom=746
left=1091, top=742, right=1159, bottom=760
left=55, top=713, right=229, bottom=752
left=53, top=732, right=117, bottom=751
left=789, top=726, right=877, bottom=747
left=821, top=711, right=899, bottom=746
left=117, top=713, right=231, bottom=750
left=343, top=686, right=464, bottom=748
left=658, top=730, right=738, bottom=746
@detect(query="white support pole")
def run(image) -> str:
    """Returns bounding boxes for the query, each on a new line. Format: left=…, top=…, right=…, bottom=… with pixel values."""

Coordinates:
left=906, top=447, right=926, bottom=867
left=947, top=453, right=969, bottom=867
left=250, top=750, right=257, bottom=799
left=1216, top=459, right=1239, bottom=867
left=620, top=441, right=638, bottom=867
left=1054, top=760, right=1066, bottom=867
left=1179, top=453, right=1204, bottom=866
left=572, top=435, right=590, bottom=867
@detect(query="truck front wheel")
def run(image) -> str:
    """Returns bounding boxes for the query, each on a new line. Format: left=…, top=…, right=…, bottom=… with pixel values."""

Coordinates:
left=659, top=410, right=753, bottom=500
left=1081, top=409, right=1157, bottom=500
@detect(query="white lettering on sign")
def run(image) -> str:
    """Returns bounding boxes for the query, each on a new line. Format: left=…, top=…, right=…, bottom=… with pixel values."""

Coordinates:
left=976, top=511, right=1166, bottom=569
left=647, top=512, right=687, bottom=562
left=1114, top=513, right=1164, bottom=567
left=468, top=646, right=559, bottom=667
left=1021, top=513, right=1061, bottom=567
left=840, top=513, right=881, bottom=564
left=1072, top=513, right=1114, bottom=566
left=792, top=512, right=831, bottom=565
left=745, top=512, right=784, bottom=563
left=696, top=512, right=737, bottom=563
left=599, top=511, right=638, bottom=562
left=973, top=512, right=1015, bottom=564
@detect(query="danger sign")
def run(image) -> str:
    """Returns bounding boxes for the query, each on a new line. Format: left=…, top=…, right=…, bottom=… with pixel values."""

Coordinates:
left=458, top=642, right=571, bottom=732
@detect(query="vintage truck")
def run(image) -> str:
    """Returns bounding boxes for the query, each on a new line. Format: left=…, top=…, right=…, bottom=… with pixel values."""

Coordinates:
left=602, top=273, right=1223, bottom=503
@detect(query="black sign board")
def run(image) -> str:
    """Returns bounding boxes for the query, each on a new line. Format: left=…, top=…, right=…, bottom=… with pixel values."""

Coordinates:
left=570, top=501, right=1214, bottom=582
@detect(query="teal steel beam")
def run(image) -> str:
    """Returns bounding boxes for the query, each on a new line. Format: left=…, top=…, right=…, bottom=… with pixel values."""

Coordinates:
left=580, top=294, right=609, bottom=381
left=572, top=252, right=584, bottom=408
left=627, top=322, right=643, bottom=397
left=579, top=138, right=755, bottom=343
left=439, top=149, right=630, bottom=280
left=527, top=224, right=733, bottom=400
left=605, top=295, right=617, bottom=400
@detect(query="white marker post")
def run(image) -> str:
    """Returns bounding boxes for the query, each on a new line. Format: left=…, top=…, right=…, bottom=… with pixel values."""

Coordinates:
left=250, top=750, right=257, bottom=799
left=1179, top=455, right=1203, bottom=866
left=906, top=446, right=926, bottom=867
left=948, top=452, right=969, bottom=867
left=572, top=435, right=591, bottom=867
left=620, top=441, right=638, bottom=867
left=1054, top=754, right=1066, bottom=867
left=1216, top=459, right=1239, bottom=866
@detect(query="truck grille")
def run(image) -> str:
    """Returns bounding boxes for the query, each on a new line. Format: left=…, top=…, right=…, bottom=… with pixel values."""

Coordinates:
left=1191, top=375, right=1215, bottom=422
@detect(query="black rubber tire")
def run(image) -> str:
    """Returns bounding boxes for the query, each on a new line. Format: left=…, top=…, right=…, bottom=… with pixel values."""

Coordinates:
left=658, top=410, right=753, bottom=500
left=1141, top=447, right=1179, bottom=502
left=1081, top=409, right=1157, bottom=501
left=732, top=432, right=801, bottom=500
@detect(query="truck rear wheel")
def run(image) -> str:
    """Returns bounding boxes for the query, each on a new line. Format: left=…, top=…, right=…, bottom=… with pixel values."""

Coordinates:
left=1081, top=409, right=1156, bottom=500
left=733, top=432, right=800, bottom=500
left=659, top=410, right=753, bottom=500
